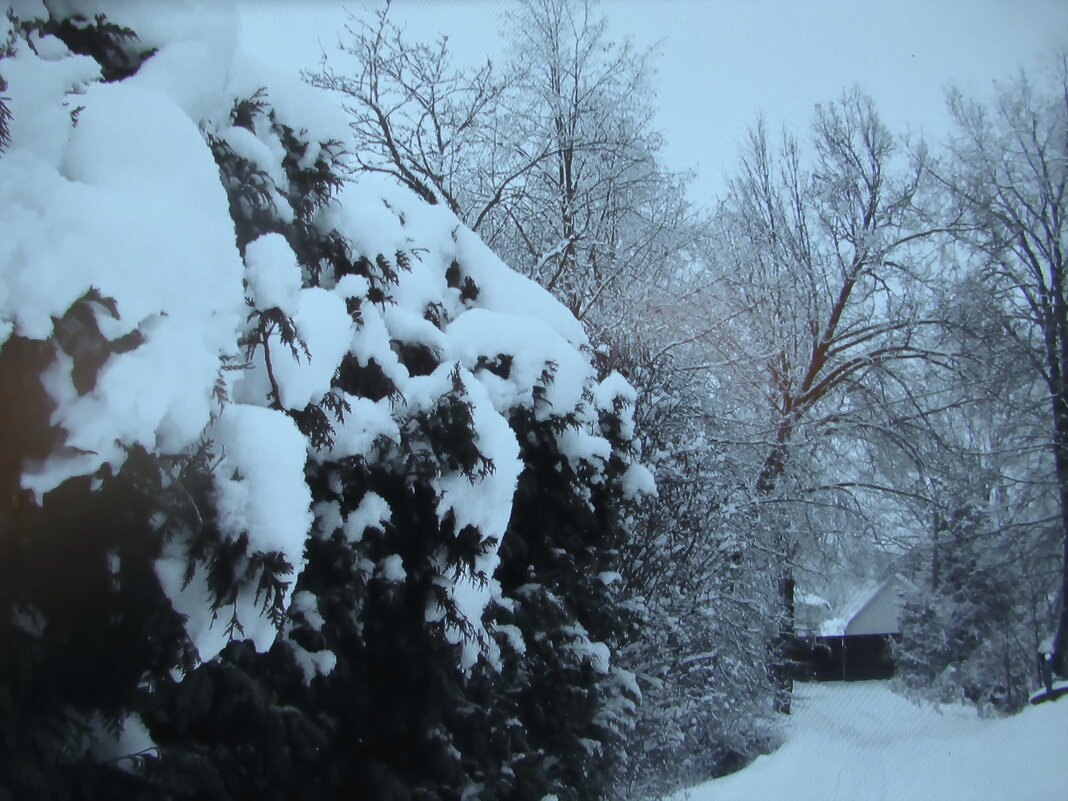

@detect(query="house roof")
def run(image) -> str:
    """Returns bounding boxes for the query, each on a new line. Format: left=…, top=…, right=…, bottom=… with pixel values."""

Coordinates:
left=845, top=575, right=905, bottom=636
left=810, top=575, right=913, bottom=637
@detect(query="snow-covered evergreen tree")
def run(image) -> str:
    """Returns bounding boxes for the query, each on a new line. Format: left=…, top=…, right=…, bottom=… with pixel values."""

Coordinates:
left=0, top=3, right=651, bottom=799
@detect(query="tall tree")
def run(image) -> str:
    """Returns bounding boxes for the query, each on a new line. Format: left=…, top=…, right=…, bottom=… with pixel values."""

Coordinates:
left=934, top=56, right=1068, bottom=675
left=490, top=0, right=696, bottom=335
left=707, top=91, right=949, bottom=712
left=306, top=3, right=530, bottom=226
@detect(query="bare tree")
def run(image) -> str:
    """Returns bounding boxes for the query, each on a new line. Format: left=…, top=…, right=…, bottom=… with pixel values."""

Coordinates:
left=306, top=3, right=548, bottom=228
left=935, top=56, right=1068, bottom=675
left=474, top=0, right=699, bottom=334
left=704, top=91, right=951, bottom=712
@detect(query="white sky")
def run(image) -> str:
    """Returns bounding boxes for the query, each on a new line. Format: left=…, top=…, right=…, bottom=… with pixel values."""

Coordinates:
left=239, top=0, right=1068, bottom=206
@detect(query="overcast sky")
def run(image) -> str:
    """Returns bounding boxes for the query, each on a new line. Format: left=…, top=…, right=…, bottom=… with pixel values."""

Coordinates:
left=239, top=0, right=1068, bottom=205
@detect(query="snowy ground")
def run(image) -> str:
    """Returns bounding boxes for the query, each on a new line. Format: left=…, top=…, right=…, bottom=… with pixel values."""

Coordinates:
left=671, top=681, right=1068, bottom=801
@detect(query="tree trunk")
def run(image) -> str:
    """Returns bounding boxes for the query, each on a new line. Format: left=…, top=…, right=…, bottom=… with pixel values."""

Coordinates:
left=931, top=511, right=941, bottom=593
left=758, top=422, right=798, bottom=713
left=1042, top=277, right=1068, bottom=676
left=1049, top=408, right=1068, bottom=677
left=771, top=574, right=796, bottom=714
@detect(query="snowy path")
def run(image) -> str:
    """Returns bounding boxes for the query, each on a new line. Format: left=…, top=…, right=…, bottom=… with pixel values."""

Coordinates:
left=671, top=682, right=1068, bottom=801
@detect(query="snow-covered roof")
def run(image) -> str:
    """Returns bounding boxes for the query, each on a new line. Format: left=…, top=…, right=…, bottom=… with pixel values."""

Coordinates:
left=814, top=575, right=911, bottom=637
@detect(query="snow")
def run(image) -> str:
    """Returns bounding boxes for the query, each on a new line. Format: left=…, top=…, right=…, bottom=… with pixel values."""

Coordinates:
left=384, top=306, right=448, bottom=353
left=244, top=233, right=303, bottom=314
left=232, top=46, right=350, bottom=147
left=672, top=683, right=1068, bottom=801
left=247, top=286, right=353, bottom=410
left=284, top=591, right=337, bottom=684
left=343, top=491, right=392, bottom=543
left=431, top=369, right=522, bottom=546
left=452, top=224, right=588, bottom=348
left=556, top=620, right=613, bottom=674
left=210, top=403, right=312, bottom=561
left=46, top=0, right=242, bottom=125
left=812, top=575, right=911, bottom=637
left=1, top=42, right=99, bottom=165
left=816, top=581, right=883, bottom=637
left=489, top=622, right=527, bottom=655
left=818, top=617, right=850, bottom=637
left=289, top=590, right=325, bottom=631
left=320, top=396, right=400, bottom=462
left=447, top=309, right=592, bottom=416
left=291, top=647, right=337, bottom=685
left=797, top=590, right=830, bottom=608
left=156, top=404, right=312, bottom=662
left=324, top=178, right=410, bottom=261
left=9, top=72, right=245, bottom=498
left=558, top=426, right=613, bottom=467
left=621, top=462, right=657, bottom=497
left=6, top=0, right=46, bottom=27
left=377, top=555, right=407, bottom=584
left=404, top=364, right=524, bottom=668
left=594, top=369, right=636, bottom=411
